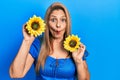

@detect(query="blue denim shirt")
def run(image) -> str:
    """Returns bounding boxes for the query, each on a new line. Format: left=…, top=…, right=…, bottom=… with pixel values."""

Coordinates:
left=29, top=36, right=88, bottom=80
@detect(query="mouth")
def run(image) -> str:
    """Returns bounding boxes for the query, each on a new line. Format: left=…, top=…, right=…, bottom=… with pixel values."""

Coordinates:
left=55, top=30, right=61, bottom=34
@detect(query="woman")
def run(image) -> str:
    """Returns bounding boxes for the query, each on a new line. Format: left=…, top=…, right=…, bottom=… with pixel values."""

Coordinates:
left=9, top=2, right=90, bottom=80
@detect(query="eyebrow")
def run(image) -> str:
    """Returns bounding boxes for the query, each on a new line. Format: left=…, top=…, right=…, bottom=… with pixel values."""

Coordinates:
left=50, top=15, right=66, bottom=18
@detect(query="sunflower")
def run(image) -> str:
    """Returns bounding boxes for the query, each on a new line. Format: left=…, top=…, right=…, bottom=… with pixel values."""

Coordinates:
left=26, top=15, right=45, bottom=37
left=64, top=34, right=81, bottom=52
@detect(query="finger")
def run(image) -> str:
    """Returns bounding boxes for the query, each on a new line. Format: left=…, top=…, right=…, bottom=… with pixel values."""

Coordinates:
left=78, top=47, right=84, bottom=55
left=80, top=43, right=86, bottom=51
left=22, top=24, right=26, bottom=32
left=78, top=44, right=86, bottom=56
left=77, top=47, right=82, bottom=54
left=76, top=49, right=84, bottom=60
left=23, top=24, right=27, bottom=28
left=80, top=43, right=84, bottom=48
left=23, top=24, right=31, bottom=36
left=23, top=24, right=27, bottom=31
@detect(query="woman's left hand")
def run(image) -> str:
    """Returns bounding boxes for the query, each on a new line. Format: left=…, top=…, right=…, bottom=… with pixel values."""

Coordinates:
left=72, top=43, right=86, bottom=64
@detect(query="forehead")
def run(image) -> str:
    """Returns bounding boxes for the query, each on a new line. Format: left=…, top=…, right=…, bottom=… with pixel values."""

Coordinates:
left=50, top=9, right=66, bottom=17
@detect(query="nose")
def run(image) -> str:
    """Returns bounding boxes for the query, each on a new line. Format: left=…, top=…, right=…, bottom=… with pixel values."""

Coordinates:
left=56, top=21, right=61, bottom=28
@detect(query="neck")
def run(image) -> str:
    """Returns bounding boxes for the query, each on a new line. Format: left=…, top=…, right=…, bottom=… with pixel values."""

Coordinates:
left=50, top=37, right=69, bottom=59
left=51, top=37, right=64, bottom=49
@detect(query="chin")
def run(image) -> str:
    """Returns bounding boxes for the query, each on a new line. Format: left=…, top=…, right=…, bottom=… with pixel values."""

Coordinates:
left=54, top=35, right=63, bottom=39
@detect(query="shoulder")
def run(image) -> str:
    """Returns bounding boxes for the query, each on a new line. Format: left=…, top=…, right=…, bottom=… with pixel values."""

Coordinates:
left=32, top=34, right=44, bottom=48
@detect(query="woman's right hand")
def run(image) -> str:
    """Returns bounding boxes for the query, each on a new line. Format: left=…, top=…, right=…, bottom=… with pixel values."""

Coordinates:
left=22, top=24, right=35, bottom=43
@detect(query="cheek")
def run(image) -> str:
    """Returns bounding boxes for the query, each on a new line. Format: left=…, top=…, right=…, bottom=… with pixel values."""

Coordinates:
left=61, top=23, right=66, bottom=29
left=61, top=24, right=66, bottom=32
left=61, top=28, right=66, bottom=35
left=49, top=22, right=56, bottom=30
left=49, top=28, right=53, bottom=34
left=49, top=21, right=54, bottom=27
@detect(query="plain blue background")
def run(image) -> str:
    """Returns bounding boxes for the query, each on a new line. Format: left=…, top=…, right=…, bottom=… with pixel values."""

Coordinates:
left=0, top=0, right=120, bottom=80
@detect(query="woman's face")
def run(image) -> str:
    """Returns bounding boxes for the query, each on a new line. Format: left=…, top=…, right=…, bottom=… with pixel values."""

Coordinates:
left=49, top=9, right=66, bottom=39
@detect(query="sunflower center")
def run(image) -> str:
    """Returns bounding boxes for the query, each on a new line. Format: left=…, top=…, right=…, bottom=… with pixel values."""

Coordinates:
left=31, top=22, right=40, bottom=30
left=69, top=40, right=77, bottom=47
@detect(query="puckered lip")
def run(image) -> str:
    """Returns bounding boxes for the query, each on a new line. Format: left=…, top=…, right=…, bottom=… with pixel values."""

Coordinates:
left=56, top=30, right=61, bottom=32
left=51, top=28, right=63, bottom=34
left=55, top=30, right=61, bottom=34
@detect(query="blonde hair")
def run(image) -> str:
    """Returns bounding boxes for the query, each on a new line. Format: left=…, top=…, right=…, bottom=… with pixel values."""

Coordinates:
left=35, top=2, right=71, bottom=73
